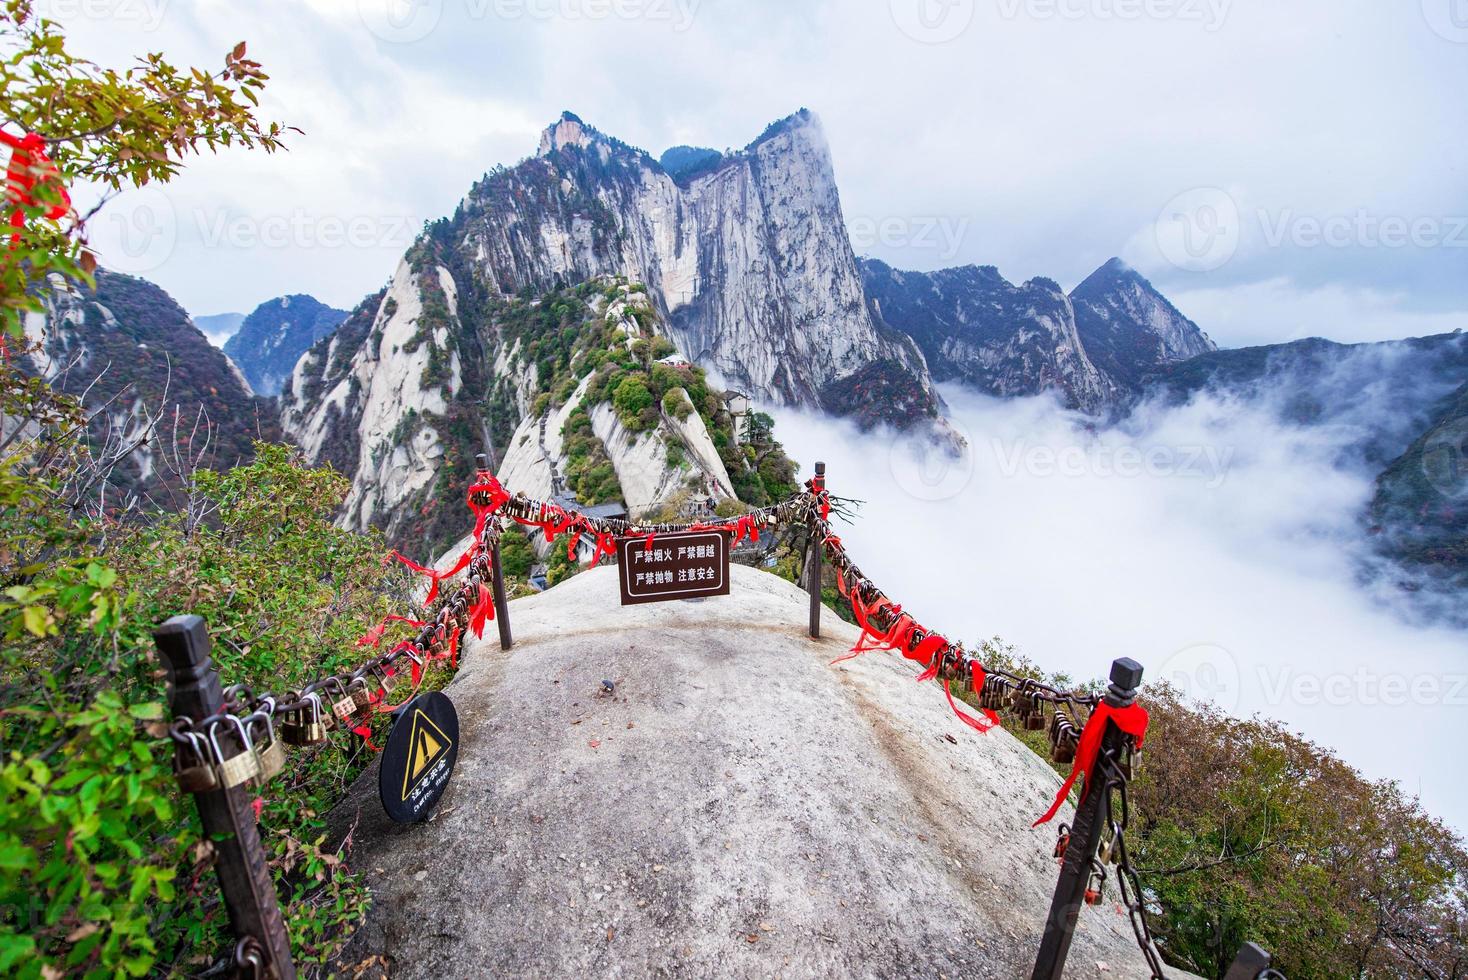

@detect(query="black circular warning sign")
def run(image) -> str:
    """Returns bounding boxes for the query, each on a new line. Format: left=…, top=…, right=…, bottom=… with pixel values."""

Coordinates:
left=378, top=691, right=459, bottom=824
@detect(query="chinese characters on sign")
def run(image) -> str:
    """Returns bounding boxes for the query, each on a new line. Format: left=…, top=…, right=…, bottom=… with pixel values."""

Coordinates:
left=616, top=530, right=731, bottom=605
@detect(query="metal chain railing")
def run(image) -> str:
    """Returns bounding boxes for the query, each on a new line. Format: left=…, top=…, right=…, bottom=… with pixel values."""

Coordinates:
left=155, top=462, right=1285, bottom=980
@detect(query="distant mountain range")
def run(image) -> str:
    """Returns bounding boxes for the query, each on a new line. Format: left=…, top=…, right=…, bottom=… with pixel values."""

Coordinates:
left=22, top=108, right=1465, bottom=614
left=224, top=294, right=347, bottom=396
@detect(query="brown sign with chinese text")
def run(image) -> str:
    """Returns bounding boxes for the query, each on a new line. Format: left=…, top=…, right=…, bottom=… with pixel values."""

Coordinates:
left=616, top=530, right=731, bottom=605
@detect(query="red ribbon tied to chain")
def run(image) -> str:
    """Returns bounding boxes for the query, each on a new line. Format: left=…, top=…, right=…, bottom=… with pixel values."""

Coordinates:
left=2, top=131, right=70, bottom=243
left=1033, top=700, right=1149, bottom=827
left=469, top=581, right=495, bottom=639
left=467, top=471, right=511, bottom=541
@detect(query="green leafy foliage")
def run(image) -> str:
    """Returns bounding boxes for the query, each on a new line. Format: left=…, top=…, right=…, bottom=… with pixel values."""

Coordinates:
left=0, top=2, right=294, bottom=339
left=0, top=362, right=421, bottom=976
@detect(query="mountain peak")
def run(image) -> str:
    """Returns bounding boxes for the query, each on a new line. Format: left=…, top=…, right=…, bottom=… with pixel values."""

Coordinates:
left=537, top=111, right=601, bottom=157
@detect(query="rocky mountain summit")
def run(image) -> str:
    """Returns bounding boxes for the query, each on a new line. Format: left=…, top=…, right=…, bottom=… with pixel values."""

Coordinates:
left=861, top=256, right=1215, bottom=411
left=446, top=109, right=938, bottom=425
left=329, top=564, right=1175, bottom=979
left=223, top=293, right=347, bottom=396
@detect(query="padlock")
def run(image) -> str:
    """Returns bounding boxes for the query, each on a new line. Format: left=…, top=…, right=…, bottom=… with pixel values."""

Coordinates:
left=246, top=701, right=286, bottom=787
left=209, top=715, right=261, bottom=789
left=1097, top=834, right=1114, bottom=866
left=281, top=693, right=329, bottom=745
left=1052, top=827, right=1070, bottom=864
left=1024, top=693, right=1047, bottom=731
left=175, top=729, right=221, bottom=793
left=325, top=678, right=359, bottom=724
left=348, top=678, right=374, bottom=713
left=380, top=667, right=403, bottom=695
left=1083, top=872, right=1104, bottom=905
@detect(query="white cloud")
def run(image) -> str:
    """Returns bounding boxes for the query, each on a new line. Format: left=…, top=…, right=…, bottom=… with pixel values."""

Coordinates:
left=37, top=0, right=1468, bottom=335
left=773, top=383, right=1468, bottom=830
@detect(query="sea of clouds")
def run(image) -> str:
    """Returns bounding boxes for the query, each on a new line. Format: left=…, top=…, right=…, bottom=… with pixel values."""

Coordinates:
left=771, top=380, right=1468, bottom=830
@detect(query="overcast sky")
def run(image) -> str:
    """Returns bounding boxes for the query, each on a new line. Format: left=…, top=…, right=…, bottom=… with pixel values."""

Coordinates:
left=53, top=0, right=1468, bottom=349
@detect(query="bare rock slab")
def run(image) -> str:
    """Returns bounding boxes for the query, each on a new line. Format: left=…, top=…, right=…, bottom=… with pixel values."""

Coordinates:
left=329, top=565, right=1166, bottom=979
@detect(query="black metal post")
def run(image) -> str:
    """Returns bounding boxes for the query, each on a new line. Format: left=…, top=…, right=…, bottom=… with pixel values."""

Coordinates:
left=1223, top=942, right=1274, bottom=980
left=807, top=461, right=825, bottom=639
left=154, top=616, right=296, bottom=980
left=490, top=538, right=513, bottom=651
left=1031, top=657, right=1143, bottom=980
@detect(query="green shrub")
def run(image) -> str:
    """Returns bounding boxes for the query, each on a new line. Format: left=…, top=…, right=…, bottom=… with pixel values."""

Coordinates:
left=661, top=387, right=693, bottom=421
left=611, top=376, right=653, bottom=427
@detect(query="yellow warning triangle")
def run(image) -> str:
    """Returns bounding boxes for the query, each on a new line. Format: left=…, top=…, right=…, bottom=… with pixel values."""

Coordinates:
left=401, top=709, right=451, bottom=800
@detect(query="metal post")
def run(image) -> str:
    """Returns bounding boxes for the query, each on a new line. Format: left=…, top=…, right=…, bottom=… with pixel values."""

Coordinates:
left=1031, top=657, right=1144, bottom=980
left=1223, top=942, right=1274, bottom=980
left=807, top=461, right=825, bottom=639
left=490, top=539, right=513, bottom=651
left=476, top=453, right=514, bottom=651
left=154, top=616, right=296, bottom=980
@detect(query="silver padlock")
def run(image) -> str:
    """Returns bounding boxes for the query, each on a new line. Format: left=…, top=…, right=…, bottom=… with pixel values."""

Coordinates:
left=209, top=715, right=261, bottom=789
left=282, top=692, right=329, bottom=745
left=175, top=729, right=220, bottom=793
left=246, top=700, right=285, bottom=787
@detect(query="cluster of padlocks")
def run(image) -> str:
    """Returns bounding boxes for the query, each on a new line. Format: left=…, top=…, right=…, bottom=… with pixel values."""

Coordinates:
left=167, top=529, right=498, bottom=794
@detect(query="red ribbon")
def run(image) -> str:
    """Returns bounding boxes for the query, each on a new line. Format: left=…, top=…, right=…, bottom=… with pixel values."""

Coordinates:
left=1033, top=700, right=1149, bottom=827
left=469, top=582, right=495, bottom=639
left=2, top=131, right=70, bottom=243
left=390, top=547, right=473, bottom=606
left=357, top=614, right=427, bottom=648
left=467, top=472, right=511, bottom=542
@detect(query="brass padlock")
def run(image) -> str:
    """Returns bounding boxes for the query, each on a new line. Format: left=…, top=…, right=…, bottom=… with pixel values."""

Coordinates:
left=379, top=667, right=403, bottom=695
left=281, top=693, right=328, bottom=745
left=209, top=715, right=262, bottom=789
left=247, top=702, right=286, bottom=788
left=175, top=730, right=220, bottom=793
left=348, top=678, right=374, bottom=714
left=325, top=679, right=359, bottom=724
left=1024, top=693, right=1047, bottom=731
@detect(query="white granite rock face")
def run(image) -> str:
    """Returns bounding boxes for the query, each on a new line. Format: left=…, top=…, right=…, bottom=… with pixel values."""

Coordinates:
left=327, top=565, right=1188, bottom=979
left=459, top=110, right=933, bottom=408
